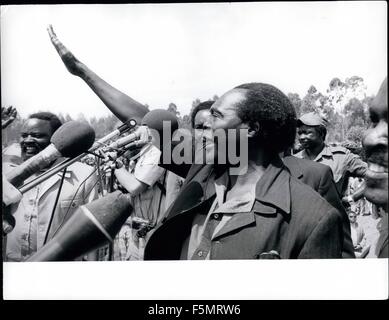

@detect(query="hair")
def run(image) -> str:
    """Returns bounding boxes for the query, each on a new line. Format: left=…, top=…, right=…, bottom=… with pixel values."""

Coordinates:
left=190, top=101, right=214, bottom=128
left=28, top=112, right=63, bottom=133
left=234, top=83, right=297, bottom=153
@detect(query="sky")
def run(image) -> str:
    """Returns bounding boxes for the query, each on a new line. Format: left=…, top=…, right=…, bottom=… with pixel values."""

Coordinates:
left=1, top=2, right=387, bottom=120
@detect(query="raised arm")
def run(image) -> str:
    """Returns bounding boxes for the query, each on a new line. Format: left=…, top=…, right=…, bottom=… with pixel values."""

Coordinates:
left=2, top=106, right=17, bottom=129
left=47, top=25, right=148, bottom=123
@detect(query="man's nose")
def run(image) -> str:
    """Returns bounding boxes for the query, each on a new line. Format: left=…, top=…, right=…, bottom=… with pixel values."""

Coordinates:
left=22, top=135, right=35, bottom=143
left=363, top=121, right=388, bottom=149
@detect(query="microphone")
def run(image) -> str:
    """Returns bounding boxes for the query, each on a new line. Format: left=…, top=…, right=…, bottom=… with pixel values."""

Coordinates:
left=141, top=109, right=179, bottom=133
left=107, top=131, right=140, bottom=149
left=90, top=119, right=137, bottom=150
left=18, top=119, right=137, bottom=194
left=5, top=121, right=95, bottom=188
left=27, top=191, right=132, bottom=261
left=107, top=109, right=180, bottom=150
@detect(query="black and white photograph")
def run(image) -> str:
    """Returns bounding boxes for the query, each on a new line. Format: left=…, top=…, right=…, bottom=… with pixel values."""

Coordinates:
left=1, top=1, right=388, bottom=301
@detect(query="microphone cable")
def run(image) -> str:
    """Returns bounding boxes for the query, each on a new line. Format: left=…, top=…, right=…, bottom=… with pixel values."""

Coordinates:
left=43, top=167, right=67, bottom=245
left=48, top=166, right=100, bottom=240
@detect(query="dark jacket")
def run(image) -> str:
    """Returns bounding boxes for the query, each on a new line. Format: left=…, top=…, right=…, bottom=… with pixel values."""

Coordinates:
left=282, top=156, right=355, bottom=258
left=145, top=158, right=344, bottom=260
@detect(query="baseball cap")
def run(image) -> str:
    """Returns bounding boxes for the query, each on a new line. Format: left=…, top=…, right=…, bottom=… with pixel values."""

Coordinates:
left=297, top=112, right=328, bottom=127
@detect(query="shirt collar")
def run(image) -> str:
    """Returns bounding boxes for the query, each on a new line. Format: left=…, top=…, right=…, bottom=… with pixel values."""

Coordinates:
left=212, top=157, right=291, bottom=215
left=314, top=144, right=332, bottom=161
left=299, top=144, right=332, bottom=162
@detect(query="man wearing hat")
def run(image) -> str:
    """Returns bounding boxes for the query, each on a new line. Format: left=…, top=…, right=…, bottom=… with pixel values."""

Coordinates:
left=294, top=112, right=367, bottom=197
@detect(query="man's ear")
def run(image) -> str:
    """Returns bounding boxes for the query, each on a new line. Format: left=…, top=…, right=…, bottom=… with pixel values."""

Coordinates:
left=247, top=121, right=260, bottom=138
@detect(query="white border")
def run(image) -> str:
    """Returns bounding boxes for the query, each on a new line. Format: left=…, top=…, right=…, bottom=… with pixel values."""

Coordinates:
left=3, top=259, right=388, bottom=300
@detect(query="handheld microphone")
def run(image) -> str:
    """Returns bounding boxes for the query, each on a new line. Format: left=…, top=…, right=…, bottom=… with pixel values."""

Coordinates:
left=107, top=131, right=140, bottom=149
left=27, top=191, right=132, bottom=261
left=5, top=121, right=95, bottom=188
left=91, top=119, right=137, bottom=149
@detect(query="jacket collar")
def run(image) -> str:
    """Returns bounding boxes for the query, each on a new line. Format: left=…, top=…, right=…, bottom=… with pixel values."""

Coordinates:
left=210, top=157, right=292, bottom=215
left=282, top=155, right=303, bottom=179
left=213, top=158, right=291, bottom=240
left=253, top=156, right=291, bottom=215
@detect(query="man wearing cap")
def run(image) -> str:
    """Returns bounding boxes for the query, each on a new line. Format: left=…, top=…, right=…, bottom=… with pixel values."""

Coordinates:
left=294, top=112, right=367, bottom=197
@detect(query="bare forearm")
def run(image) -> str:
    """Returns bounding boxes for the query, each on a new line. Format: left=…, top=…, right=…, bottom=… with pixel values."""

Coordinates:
left=47, top=25, right=148, bottom=124
left=114, top=167, right=147, bottom=196
left=78, top=64, right=148, bottom=123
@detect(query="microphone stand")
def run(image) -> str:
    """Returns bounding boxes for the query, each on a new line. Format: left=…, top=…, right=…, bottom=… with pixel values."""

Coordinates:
left=107, top=166, right=116, bottom=261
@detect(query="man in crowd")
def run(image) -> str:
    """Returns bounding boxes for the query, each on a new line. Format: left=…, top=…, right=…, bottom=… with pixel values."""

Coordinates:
left=294, top=112, right=367, bottom=197
left=3, top=112, right=98, bottom=261
left=178, top=100, right=354, bottom=257
left=361, top=77, right=388, bottom=258
left=106, top=111, right=178, bottom=261
left=145, top=83, right=345, bottom=259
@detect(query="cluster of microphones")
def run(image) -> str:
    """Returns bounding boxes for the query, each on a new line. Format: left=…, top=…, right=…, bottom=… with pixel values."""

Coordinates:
left=2, top=109, right=175, bottom=262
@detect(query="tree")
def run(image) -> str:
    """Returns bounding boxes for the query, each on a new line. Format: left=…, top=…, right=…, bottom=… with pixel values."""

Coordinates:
left=346, top=126, right=365, bottom=145
left=287, top=93, right=302, bottom=117
left=300, top=85, right=325, bottom=114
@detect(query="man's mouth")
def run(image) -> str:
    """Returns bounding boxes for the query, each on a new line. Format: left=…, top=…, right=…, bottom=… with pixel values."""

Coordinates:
left=22, top=145, right=40, bottom=156
left=367, top=162, right=388, bottom=173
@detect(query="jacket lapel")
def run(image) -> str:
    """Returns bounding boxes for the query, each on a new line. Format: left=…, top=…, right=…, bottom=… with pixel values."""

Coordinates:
left=213, top=211, right=256, bottom=239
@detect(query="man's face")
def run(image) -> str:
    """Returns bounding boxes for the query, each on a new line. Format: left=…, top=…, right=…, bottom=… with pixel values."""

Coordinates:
left=210, top=89, right=245, bottom=131
left=193, top=109, right=212, bottom=143
left=348, top=212, right=357, bottom=223
left=297, top=125, right=323, bottom=150
left=362, top=81, right=388, bottom=207
left=209, top=89, right=247, bottom=162
left=20, top=118, right=53, bottom=161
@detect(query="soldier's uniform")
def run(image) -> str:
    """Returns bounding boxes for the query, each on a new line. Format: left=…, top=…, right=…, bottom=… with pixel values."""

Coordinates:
left=295, top=112, right=367, bottom=196
left=294, top=145, right=367, bottom=196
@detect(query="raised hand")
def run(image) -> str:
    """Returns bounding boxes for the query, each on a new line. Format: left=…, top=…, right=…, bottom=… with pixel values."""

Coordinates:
left=47, top=25, right=83, bottom=76
left=46, top=25, right=148, bottom=124
left=2, top=106, right=18, bottom=129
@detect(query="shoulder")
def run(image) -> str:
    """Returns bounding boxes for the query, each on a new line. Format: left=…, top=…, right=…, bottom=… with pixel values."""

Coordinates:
left=293, top=150, right=304, bottom=158
left=289, top=176, right=340, bottom=222
left=328, top=145, right=348, bottom=155
left=68, top=161, right=96, bottom=177
left=284, top=156, right=333, bottom=177
left=2, top=143, right=22, bottom=165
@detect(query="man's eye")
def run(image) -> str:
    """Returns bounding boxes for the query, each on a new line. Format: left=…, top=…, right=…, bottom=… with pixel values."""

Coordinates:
left=31, top=134, right=44, bottom=138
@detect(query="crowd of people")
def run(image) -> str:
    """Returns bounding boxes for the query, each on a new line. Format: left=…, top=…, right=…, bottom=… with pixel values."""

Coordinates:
left=2, top=25, right=387, bottom=261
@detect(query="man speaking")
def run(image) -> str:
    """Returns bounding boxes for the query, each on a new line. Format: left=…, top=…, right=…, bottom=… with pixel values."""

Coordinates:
left=3, top=112, right=98, bottom=261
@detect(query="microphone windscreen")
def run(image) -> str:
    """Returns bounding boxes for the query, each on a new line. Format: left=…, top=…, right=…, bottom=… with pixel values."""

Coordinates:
left=84, top=190, right=132, bottom=237
left=141, top=109, right=179, bottom=134
left=26, top=191, right=132, bottom=261
left=50, top=121, right=95, bottom=158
